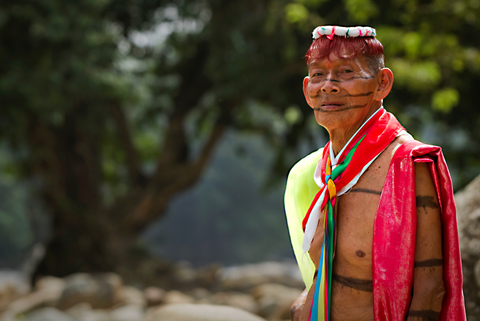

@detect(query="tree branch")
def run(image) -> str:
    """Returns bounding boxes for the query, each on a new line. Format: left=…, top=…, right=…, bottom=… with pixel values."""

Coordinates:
left=125, top=116, right=227, bottom=232
left=108, top=102, right=144, bottom=186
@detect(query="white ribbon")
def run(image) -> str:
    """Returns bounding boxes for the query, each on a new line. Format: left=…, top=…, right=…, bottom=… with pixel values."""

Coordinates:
left=312, top=26, right=377, bottom=39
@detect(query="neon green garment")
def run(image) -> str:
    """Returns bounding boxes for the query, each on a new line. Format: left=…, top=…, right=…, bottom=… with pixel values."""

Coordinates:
left=284, top=148, right=323, bottom=291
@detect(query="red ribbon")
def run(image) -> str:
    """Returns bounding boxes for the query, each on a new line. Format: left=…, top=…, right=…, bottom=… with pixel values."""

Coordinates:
left=327, top=26, right=336, bottom=40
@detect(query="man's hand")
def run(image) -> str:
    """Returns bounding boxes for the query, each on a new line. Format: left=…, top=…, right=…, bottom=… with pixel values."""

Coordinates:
left=407, top=161, right=446, bottom=321
left=291, top=288, right=308, bottom=321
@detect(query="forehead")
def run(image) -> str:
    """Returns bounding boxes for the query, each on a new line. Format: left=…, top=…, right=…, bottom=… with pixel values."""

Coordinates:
left=307, top=52, right=369, bottom=70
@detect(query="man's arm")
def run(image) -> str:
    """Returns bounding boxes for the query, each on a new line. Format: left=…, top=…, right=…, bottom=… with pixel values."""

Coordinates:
left=291, top=288, right=308, bottom=321
left=407, top=162, right=446, bottom=321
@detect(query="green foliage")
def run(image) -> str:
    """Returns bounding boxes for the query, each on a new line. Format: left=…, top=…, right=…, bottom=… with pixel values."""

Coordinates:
left=285, top=3, right=309, bottom=24
left=432, top=88, right=460, bottom=113
left=2, top=0, right=480, bottom=273
left=284, top=106, right=303, bottom=126
left=344, top=0, right=378, bottom=23
left=389, top=59, right=442, bottom=91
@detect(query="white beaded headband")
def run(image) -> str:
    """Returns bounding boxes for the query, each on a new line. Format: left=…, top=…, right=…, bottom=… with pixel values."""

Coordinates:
left=312, top=26, right=376, bottom=40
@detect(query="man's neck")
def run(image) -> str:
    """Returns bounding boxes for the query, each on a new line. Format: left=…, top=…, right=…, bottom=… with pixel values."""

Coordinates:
left=330, top=130, right=357, bottom=156
left=329, top=106, right=382, bottom=157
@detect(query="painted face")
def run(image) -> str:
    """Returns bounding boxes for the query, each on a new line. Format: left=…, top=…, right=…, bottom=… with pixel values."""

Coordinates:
left=303, top=53, right=383, bottom=135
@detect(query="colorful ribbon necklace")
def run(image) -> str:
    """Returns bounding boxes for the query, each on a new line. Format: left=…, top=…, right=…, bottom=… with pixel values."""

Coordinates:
left=309, top=136, right=364, bottom=320
left=301, top=107, right=405, bottom=321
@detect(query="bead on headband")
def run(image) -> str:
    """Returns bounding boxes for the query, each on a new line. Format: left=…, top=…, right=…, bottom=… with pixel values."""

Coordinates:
left=312, top=26, right=377, bottom=40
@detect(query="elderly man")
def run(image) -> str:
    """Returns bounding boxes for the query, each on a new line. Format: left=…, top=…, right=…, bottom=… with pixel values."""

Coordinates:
left=285, top=26, right=466, bottom=321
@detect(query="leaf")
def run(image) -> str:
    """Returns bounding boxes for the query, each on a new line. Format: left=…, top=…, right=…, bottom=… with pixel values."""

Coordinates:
left=284, top=3, right=308, bottom=24
left=344, top=0, right=378, bottom=23
left=432, top=88, right=459, bottom=113
left=390, top=59, right=441, bottom=91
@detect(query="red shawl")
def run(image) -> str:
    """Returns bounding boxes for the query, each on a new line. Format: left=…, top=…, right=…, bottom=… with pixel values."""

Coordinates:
left=373, top=140, right=466, bottom=320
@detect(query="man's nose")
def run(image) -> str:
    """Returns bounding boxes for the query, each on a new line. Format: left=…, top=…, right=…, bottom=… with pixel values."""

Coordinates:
left=321, top=76, right=340, bottom=93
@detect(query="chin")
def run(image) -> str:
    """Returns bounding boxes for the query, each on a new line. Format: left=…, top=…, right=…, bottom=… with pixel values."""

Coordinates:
left=314, top=113, right=355, bottom=131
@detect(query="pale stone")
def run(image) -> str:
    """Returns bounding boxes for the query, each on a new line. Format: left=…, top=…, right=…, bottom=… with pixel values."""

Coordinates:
left=190, top=288, right=211, bottom=301
left=457, top=175, right=480, bottom=249
left=211, top=292, right=257, bottom=314
left=6, top=276, right=65, bottom=315
left=220, top=261, right=303, bottom=290
left=475, top=260, right=480, bottom=288
left=0, top=271, right=30, bottom=312
left=173, top=262, right=196, bottom=284
left=110, top=305, right=144, bottom=321
left=252, top=283, right=302, bottom=319
left=64, top=302, right=112, bottom=321
left=56, top=273, right=123, bottom=310
left=64, top=302, right=92, bottom=319
left=163, top=290, right=194, bottom=304
left=143, top=287, right=165, bottom=307
left=119, top=286, right=145, bottom=307
left=195, top=264, right=221, bottom=288
left=455, top=174, right=480, bottom=318
left=25, top=307, right=76, bottom=321
left=142, top=303, right=266, bottom=321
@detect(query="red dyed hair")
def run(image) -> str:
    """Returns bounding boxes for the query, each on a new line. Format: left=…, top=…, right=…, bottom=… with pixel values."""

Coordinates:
left=305, top=35, right=385, bottom=72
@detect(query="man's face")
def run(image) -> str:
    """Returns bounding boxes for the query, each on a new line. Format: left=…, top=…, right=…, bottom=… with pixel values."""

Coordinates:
left=303, top=53, right=385, bottom=134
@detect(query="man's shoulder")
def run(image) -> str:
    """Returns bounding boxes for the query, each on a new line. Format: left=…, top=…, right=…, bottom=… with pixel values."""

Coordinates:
left=391, top=137, right=442, bottom=161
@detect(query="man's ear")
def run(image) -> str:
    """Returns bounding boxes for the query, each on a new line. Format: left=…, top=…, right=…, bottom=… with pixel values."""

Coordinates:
left=374, top=68, right=394, bottom=101
left=303, top=76, right=313, bottom=108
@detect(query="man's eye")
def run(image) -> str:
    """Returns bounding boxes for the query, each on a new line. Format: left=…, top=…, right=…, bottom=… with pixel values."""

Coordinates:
left=343, top=69, right=353, bottom=73
left=313, top=72, right=323, bottom=77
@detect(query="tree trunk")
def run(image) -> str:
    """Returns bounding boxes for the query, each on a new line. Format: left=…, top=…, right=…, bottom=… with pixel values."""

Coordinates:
left=30, top=38, right=226, bottom=278
left=29, top=104, right=119, bottom=278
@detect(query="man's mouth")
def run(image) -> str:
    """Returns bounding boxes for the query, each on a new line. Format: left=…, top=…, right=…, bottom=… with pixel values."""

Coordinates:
left=320, top=102, right=344, bottom=108
left=315, top=103, right=367, bottom=112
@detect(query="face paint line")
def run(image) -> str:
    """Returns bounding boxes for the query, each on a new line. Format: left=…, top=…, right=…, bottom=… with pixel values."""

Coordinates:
left=311, top=76, right=375, bottom=84
left=345, top=91, right=373, bottom=98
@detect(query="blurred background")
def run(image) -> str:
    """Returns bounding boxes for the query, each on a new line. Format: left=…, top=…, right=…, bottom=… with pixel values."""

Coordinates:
left=1, top=0, right=480, bottom=320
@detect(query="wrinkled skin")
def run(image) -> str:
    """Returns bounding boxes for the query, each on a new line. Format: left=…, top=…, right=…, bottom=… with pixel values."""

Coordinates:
left=302, top=53, right=392, bottom=154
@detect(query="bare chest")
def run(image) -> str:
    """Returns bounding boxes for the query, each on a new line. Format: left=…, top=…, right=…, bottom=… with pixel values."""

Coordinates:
left=334, top=153, right=390, bottom=274
left=301, top=137, right=410, bottom=321
left=308, top=143, right=395, bottom=271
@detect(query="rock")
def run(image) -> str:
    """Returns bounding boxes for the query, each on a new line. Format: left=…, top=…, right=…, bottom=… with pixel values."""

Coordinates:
left=267, top=300, right=294, bottom=321
left=455, top=175, right=480, bottom=319
left=56, top=273, right=122, bottom=310
left=0, top=271, right=30, bottom=312
left=142, top=303, right=266, bottom=321
left=457, top=175, right=480, bottom=256
left=220, top=261, right=303, bottom=291
left=475, top=260, right=480, bottom=288
left=64, top=303, right=111, bottom=321
left=190, top=288, right=211, bottom=302
left=163, top=290, right=194, bottom=304
left=65, top=303, right=92, bottom=320
left=25, top=307, right=76, bottom=321
left=195, top=264, right=221, bottom=288
left=119, top=286, right=145, bottom=307
left=173, top=262, right=196, bottom=285
left=211, top=292, right=257, bottom=314
left=110, top=305, right=144, bottom=321
left=252, top=283, right=302, bottom=319
left=5, top=276, right=65, bottom=315
left=143, top=287, right=165, bottom=307
left=35, top=276, right=65, bottom=292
